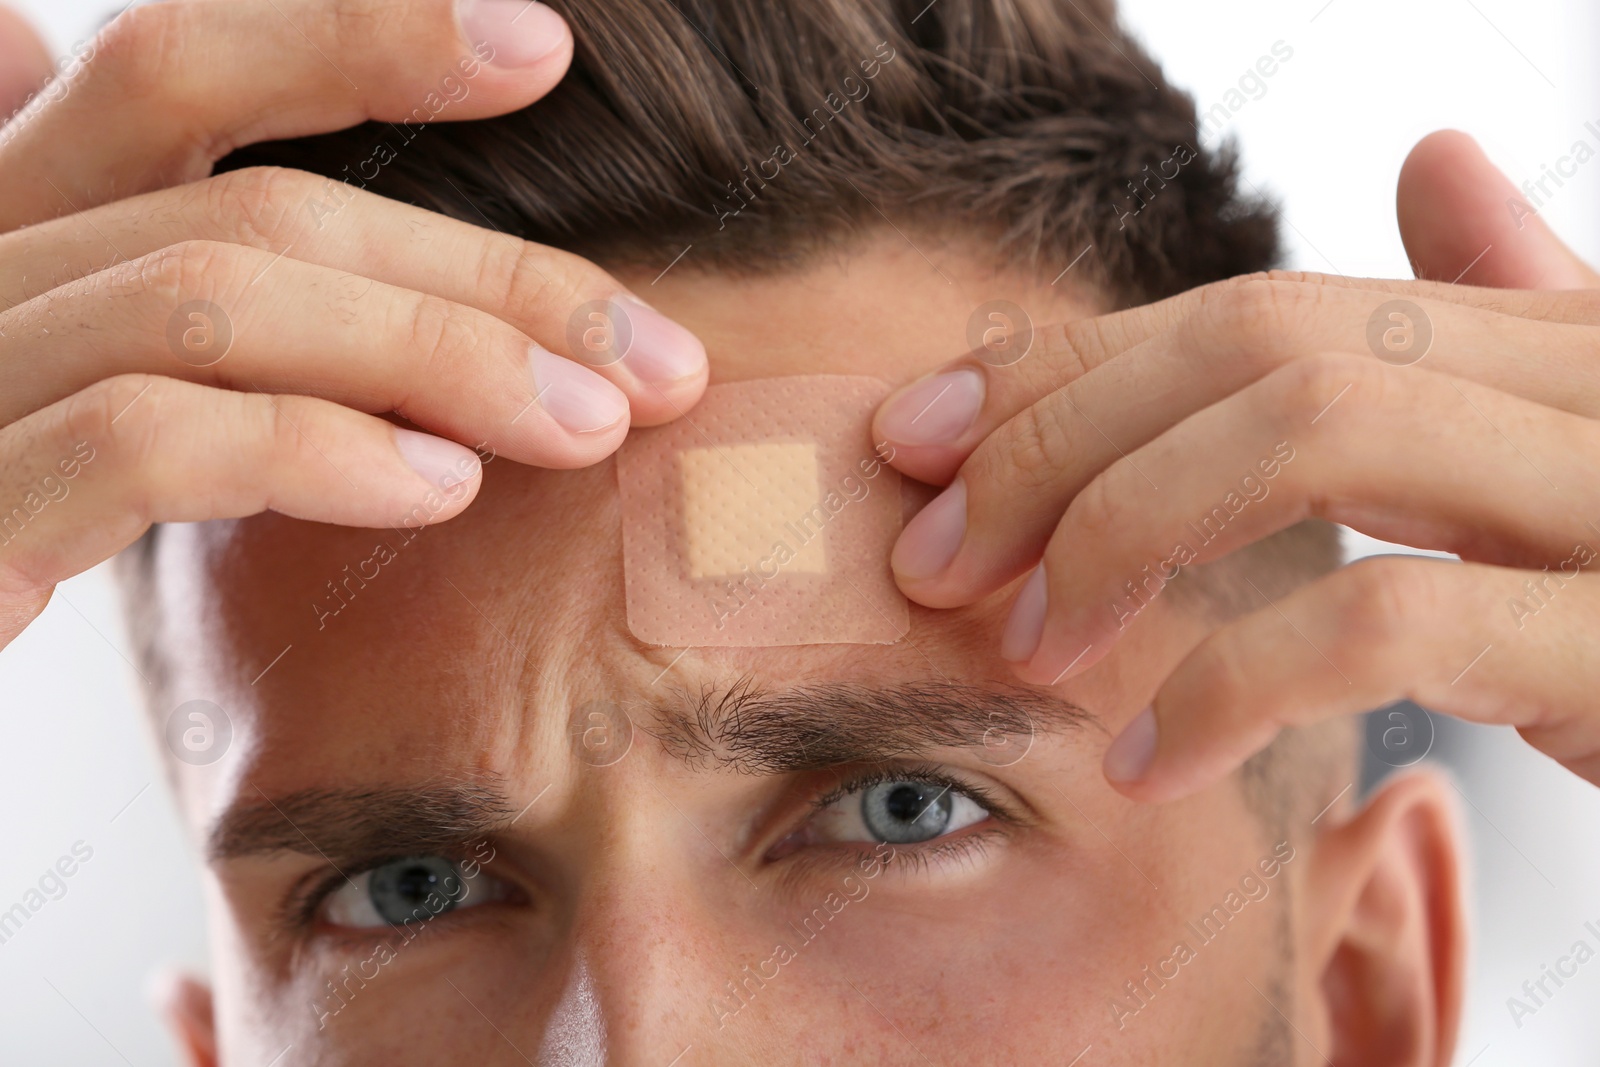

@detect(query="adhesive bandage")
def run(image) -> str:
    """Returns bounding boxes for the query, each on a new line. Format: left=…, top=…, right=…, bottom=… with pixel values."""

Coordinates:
left=616, top=375, right=909, bottom=647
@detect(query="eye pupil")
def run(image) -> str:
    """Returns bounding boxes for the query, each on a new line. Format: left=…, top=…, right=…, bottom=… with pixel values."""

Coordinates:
left=883, top=785, right=930, bottom=821
left=369, top=857, right=466, bottom=926
left=862, top=781, right=954, bottom=843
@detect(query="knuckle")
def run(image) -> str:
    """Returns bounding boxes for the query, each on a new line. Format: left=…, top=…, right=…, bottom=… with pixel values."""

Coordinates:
left=997, top=397, right=1077, bottom=494
left=1064, top=464, right=1132, bottom=543
left=1201, top=279, right=1316, bottom=353
left=1188, top=272, right=1272, bottom=314
left=1262, top=269, right=1340, bottom=288
left=261, top=395, right=320, bottom=476
left=90, top=4, right=189, bottom=101
left=1336, top=558, right=1431, bottom=653
left=493, top=242, right=612, bottom=336
left=325, top=0, right=406, bottom=53
left=1034, top=321, right=1095, bottom=384
left=1187, top=630, right=1259, bottom=718
left=1263, top=350, right=1376, bottom=430
left=401, top=292, right=490, bottom=385
left=64, top=374, right=176, bottom=477
left=201, top=167, right=322, bottom=248
left=131, top=240, right=239, bottom=304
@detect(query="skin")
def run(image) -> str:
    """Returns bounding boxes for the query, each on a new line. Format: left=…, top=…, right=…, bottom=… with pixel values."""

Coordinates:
left=875, top=250, right=1600, bottom=802
left=4, top=0, right=1592, bottom=1062
left=0, top=2, right=50, bottom=120
left=148, top=237, right=1465, bottom=1065
left=0, top=0, right=713, bottom=648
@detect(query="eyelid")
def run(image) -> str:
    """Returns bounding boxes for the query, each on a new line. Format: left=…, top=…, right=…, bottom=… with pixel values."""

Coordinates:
left=808, top=763, right=1017, bottom=825
left=285, top=843, right=503, bottom=931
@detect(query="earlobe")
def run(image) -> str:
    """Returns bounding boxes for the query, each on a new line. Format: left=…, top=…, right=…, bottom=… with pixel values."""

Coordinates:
left=149, top=970, right=218, bottom=1067
left=1299, top=770, right=1467, bottom=1067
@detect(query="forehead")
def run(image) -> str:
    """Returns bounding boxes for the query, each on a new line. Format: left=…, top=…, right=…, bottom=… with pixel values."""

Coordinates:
left=152, top=457, right=1148, bottom=794
left=150, top=242, right=1125, bottom=802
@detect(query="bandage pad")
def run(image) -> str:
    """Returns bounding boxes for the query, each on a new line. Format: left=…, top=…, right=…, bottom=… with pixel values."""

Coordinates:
left=617, top=376, right=908, bottom=646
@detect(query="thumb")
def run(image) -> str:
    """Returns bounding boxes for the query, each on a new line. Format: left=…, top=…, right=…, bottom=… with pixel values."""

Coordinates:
left=0, top=5, right=52, bottom=120
left=1397, top=128, right=1600, bottom=290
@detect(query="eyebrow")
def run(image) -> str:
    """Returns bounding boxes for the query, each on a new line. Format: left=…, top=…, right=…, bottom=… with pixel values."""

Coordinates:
left=206, top=779, right=513, bottom=863
left=649, top=678, right=1093, bottom=775
left=206, top=682, right=1091, bottom=861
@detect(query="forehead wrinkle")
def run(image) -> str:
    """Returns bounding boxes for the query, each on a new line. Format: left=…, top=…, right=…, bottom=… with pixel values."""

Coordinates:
left=647, top=676, right=1092, bottom=775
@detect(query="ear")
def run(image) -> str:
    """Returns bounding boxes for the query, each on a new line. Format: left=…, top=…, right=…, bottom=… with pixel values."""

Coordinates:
left=149, top=970, right=218, bottom=1067
left=1298, top=770, right=1467, bottom=1067
left=1397, top=128, right=1600, bottom=289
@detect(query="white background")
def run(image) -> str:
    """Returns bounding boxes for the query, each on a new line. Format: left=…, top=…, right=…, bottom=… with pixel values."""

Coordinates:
left=2, top=0, right=1598, bottom=1064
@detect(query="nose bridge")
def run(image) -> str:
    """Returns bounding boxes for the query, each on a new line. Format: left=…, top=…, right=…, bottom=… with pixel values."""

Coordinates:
left=555, top=791, right=748, bottom=1065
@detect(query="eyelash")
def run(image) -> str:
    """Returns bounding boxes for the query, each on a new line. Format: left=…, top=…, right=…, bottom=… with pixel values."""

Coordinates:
left=808, top=764, right=1006, bottom=821
left=782, top=762, right=1015, bottom=871
left=284, top=847, right=489, bottom=936
left=284, top=766, right=1012, bottom=934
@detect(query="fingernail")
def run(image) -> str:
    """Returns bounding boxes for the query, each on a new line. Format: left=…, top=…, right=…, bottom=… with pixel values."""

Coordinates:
left=616, top=297, right=708, bottom=384
left=1001, top=564, right=1048, bottom=663
left=892, top=479, right=967, bottom=580
left=530, top=346, right=629, bottom=434
left=457, top=0, right=567, bottom=67
left=1104, top=706, right=1158, bottom=783
left=393, top=427, right=482, bottom=490
left=876, top=369, right=985, bottom=447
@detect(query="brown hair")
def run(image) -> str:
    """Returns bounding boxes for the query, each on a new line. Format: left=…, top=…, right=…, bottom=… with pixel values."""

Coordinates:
left=134, top=0, right=1352, bottom=821
left=220, top=0, right=1277, bottom=305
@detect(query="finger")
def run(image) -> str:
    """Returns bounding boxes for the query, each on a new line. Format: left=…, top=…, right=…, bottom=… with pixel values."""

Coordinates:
left=890, top=280, right=1600, bottom=607
left=1103, top=557, right=1600, bottom=802
left=0, top=0, right=573, bottom=230
left=1398, top=129, right=1600, bottom=291
left=1002, top=354, right=1600, bottom=687
left=1, top=240, right=633, bottom=467
left=0, top=374, right=482, bottom=647
left=874, top=273, right=1600, bottom=486
left=0, top=5, right=52, bottom=118
left=0, top=168, right=707, bottom=424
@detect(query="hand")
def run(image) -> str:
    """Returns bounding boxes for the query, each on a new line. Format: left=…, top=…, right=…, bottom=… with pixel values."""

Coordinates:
left=1397, top=129, right=1600, bottom=291
left=872, top=134, right=1600, bottom=802
left=0, top=4, right=51, bottom=119
left=0, top=0, right=709, bottom=649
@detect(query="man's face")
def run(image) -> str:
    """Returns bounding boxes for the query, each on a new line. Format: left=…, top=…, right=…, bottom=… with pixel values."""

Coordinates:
left=154, top=238, right=1304, bottom=1064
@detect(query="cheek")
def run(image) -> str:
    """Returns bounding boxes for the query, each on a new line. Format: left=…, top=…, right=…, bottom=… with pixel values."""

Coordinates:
left=775, top=862, right=1114, bottom=1049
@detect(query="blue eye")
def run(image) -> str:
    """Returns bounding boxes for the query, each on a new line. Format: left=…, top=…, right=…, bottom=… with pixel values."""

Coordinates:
left=809, top=777, right=990, bottom=846
left=861, top=781, right=960, bottom=843
left=320, top=856, right=496, bottom=929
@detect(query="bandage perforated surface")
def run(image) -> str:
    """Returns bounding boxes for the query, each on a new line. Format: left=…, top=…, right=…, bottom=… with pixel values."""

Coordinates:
left=617, top=376, right=908, bottom=646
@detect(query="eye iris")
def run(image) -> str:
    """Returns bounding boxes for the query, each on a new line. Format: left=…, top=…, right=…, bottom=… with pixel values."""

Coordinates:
left=862, top=781, right=954, bottom=843
left=368, top=857, right=466, bottom=926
